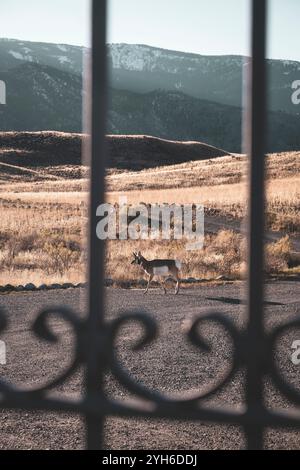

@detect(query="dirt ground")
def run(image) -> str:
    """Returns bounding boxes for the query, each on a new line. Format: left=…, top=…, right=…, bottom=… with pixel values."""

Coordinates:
left=0, top=281, right=299, bottom=449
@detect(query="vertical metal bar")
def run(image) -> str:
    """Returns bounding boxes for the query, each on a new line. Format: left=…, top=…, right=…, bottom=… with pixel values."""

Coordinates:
left=85, top=0, right=107, bottom=450
left=245, top=0, right=267, bottom=450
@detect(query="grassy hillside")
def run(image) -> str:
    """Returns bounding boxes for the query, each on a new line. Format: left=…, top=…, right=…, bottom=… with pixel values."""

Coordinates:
left=0, top=132, right=298, bottom=285
left=0, top=131, right=229, bottom=171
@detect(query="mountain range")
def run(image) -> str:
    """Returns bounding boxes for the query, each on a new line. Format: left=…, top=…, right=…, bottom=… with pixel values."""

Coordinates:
left=0, top=38, right=299, bottom=152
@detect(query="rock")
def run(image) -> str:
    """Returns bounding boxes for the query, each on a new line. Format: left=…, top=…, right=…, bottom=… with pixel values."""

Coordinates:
left=24, top=283, right=36, bottom=291
left=15, top=285, right=25, bottom=291
left=48, top=284, right=62, bottom=290
left=38, top=284, right=48, bottom=290
left=62, top=283, right=74, bottom=289
left=186, top=277, right=198, bottom=283
left=104, top=278, right=114, bottom=287
left=3, top=284, right=15, bottom=292
left=119, top=281, right=131, bottom=289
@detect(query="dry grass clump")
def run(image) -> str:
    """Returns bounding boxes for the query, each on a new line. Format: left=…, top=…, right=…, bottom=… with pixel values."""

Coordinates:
left=0, top=199, right=86, bottom=285
left=201, top=230, right=245, bottom=278
left=43, top=237, right=82, bottom=276
left=267, top=196, right=300, bottom=233
left=265, top=235, right=292, bottom=273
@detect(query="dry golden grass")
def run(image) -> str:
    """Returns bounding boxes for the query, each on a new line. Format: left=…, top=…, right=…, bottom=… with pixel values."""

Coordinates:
left=105, top=231, right=245, bottom=283
left=106, top=151, right=300, bottom=191
left=0, top=193, right=295, bottom=285
left=0, top=199, right=86, bottom=285
left=0, top=151, right=298, bottom=285
left=106, top=231, right=297, bottom=285
left=107, top=176, right=298, bottom=206
left=0, top=178, right=299, bottom=234
left=0, top=151, right=298, bottom=232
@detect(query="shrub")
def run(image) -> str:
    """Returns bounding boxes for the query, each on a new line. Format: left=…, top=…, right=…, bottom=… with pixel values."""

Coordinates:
left=265, top=235, right=291, bottom=273
left=44, top=239, right=81, bottom=276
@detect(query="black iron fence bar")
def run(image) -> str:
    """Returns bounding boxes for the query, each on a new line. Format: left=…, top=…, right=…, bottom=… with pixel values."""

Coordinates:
left=1, top=390, right=300, bottom=430
left=85, top=0, right=108, bottom=450
left=1, top=0, right=299, bottom=452
left=245, top=0, right=267, bottom=450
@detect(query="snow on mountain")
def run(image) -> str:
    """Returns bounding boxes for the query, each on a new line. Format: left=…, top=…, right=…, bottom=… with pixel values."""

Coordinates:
left=0, top=39, right=83, bottom=75
left=57, top=44, right=68, bottom=53
left=1, top=38, right=300, bottom=146
left=108, top=43, right=245, bottom=75
left=108, top=43, right=191, bottom=73
left=9, top=50, right=31, bottom=61
left=58, top=56, right=71, bottom=64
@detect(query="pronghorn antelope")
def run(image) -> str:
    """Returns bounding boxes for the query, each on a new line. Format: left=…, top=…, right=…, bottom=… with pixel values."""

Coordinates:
left=131, top=251, right=181, bottom=294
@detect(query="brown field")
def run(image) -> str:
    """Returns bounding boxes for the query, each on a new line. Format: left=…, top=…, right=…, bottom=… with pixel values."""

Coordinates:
left=0, top=140, right=299, bottom=286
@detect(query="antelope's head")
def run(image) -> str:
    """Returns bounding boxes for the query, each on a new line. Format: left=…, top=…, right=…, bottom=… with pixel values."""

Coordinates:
left=131, top=251, right=142, bottom=265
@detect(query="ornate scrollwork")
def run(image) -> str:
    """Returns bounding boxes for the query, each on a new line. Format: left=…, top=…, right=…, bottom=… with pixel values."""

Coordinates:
left=266, top=318, right=300, bottom=406
left=108, top=310, right=243, bottom=406
left=0, top=302, right=299, bottom=425
left=31, top=306, right=84, bottom=393
left=0, top=306, right=83, bottom=396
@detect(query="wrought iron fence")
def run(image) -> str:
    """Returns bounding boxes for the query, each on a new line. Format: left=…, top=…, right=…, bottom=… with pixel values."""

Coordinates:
left=0, top=0, right=299, bottom=451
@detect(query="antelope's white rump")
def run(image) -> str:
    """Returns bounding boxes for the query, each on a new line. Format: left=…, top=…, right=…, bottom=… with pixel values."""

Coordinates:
left=153, top=266, right=169, bottom=275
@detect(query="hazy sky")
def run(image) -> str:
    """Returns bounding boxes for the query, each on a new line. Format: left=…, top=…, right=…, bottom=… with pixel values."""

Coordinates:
left=1, top=0, right=299, bottom=61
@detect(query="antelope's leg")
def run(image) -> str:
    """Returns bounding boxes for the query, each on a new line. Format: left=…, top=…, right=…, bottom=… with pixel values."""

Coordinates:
left=144, top=274, right=153, bottom=294
left=159, top=277, right=167, bottom=294
left=174, top=273, right=180, bottom=294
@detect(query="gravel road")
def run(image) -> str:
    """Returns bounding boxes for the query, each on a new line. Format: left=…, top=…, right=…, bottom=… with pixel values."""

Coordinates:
left=0, top=281, right=299, bottom=449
